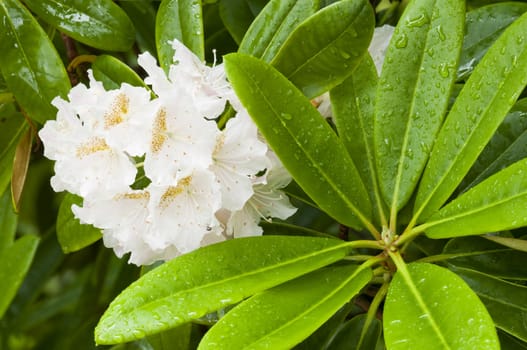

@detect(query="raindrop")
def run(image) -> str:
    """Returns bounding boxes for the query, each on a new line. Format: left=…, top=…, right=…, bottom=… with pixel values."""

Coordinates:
left=407, top=13, right=429, bottom=27
left=280, top=112, right=292, bottom=120
left=436, top=25, right=446, bottom=41
left=395, top=34, right=408, bottom=48
left=438, top=64, right=449, bottom=78
left=339, top=50, right=351, bottom=59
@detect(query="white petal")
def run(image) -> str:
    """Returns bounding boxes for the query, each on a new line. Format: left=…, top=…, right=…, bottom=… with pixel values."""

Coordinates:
left=368, top=24, right=395, bottom=74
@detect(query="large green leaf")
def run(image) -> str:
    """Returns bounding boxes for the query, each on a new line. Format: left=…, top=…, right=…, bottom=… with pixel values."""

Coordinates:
left=238, top=0, right=318, bottom=62
left=0, top=189, right=17, bottom=252
left=384, top=262, right=499, bottom=349
left=156, top=0, right=204, bottom=72
left=23, top=0, right=135, bottom=52
left=199, top=265, right=372, bottom=349
left=443, top=237, right=527, bottom=280
left=423, top=158, right=527, bottom=238
left=219, top=0, right=267, bottom=45
left=330, top=55, right=386, bottom=226
left=453, top=267, right=527, bottom=342
left=0, top=102, right=27, bottom=195
left=327, top=313, right=382, bottom=350
left=460, top=99, right=527, bottom=191
left=271, top=0, right=374, bottom=98
left=0, top=0, right=70, bottom=124
left=374, top=0, right=464, bottom=219
left=95, top=236, right=352, bottom=344
left=458, top=2, right=527, bottom=80
left=92, top=55, right=148, bottom=90
left=56, top=193, right=101, bottom=253
left=0, top=235, right=39, bottom=318
left=414, top=11, right=527, bottom=222
left=120, top=0, right=157, bottom=54
left=224, top=53, right=372, bottom=231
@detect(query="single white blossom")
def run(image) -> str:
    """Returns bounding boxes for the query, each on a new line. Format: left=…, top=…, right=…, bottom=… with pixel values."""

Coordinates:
left=225, top=154, right=297, bottom=238
left=211, top=110, right=269, bottom=211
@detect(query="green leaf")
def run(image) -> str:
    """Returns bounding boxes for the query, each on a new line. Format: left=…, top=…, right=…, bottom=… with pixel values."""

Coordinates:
left=156, top=0, right=204, bottom=72
left=294, top=303, right=354, bottom=350
left=92, top=55, right=148, bottom=90
left=458, top=2, right=527, bottom=80
left=384, top=262, right=499, bottom=349
left=56, top=193, right=101, bottom=253
left=423, top=158, right=527, bottom=238
left=219, top=0, right=267, bottom=45
left=499, top=330, right=527, bottom=350
left=327, top=314, right=382, bottom=350
left=199, top=264, right=372, bottom=349
left=23, top=0, right=135, bottom=52
left=453, top=267, right=527, bottom=342
left=460, top=99, right=527, bottom=191
left=0, top=0, right=70, bottom=124
left=0, top=189, right=17, bottom=252
left=224, top=53, right=372, bottom=231
left=330, top=55, right=386, bottom=226
left=374, top=0, right=464, bottom=217
left=484, top=235, right=527, bottom=253
left=271, top=0, right=374, bottom=98
left=95, top=236, right=351, bottom=344
left=443, top=237, right=527, bottom=280
left=147, top=324, right=192, bottom=350
left=238, top=0, right=318, bottom=62
left=120, top=0, right=157, bottom=54
left=0, top=103, right=27, bottom=195
left=0, top=235, right=39, bottom=318
left=414, top=11, right=527, bottom=222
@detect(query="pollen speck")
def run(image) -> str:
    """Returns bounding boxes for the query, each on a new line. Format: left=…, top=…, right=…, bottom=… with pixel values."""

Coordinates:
left=76, top=137, right=110, bottom=158
left=104, top=93, right=129, bottom=128
left=151, top=108, right=168, bottom=153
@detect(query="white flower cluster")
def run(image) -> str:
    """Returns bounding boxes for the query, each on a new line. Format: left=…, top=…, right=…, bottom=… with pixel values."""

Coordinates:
left=39, top=39, right=297, bottom=265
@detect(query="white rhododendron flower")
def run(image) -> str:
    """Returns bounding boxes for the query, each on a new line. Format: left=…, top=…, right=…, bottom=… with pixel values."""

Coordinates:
left=369, top=24, right=395, bottom=74
left=39, top=38, right=297, bottom=265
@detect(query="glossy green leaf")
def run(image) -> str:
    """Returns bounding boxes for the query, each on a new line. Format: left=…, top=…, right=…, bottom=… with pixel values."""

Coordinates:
left=219, top=0, right=267, bottom=45
left=327, top=313, right=382, bottom=350
left=460, top=99, right=527, bottom=190
left=499, top=330, right=527, bottom=350
left=224, top=53, right=372, bottom=230
left=453, top=267, right=527, bottom=342
left=0, top=103, right=27, bottom=195
left=384, top=262, right=499, bottom=349
left=238, top=0, right=318, bottom=62
left=199, top=265, right=372, bottom=349
left=121, top=0, right=157, bottom=54
left=294, top=303, right=354, bottom=350
left=23, top=0, right=135, bottom=52
left=147, top=324, right=192, bottom=350
left=424, top=158, right=527, bottom=238
left=0, top=0, right=70, bottom=124
left=375, top=0, right=464, bottom=217
left=331, top=55, right=386, bottom=226
left=271, top=0, right=374, bottom=98
left=92, top=55, right=148, bottom=90
left=11, top=128, right=32, bottom=212
left=415, top=11, right=527, bottom=222
left=0, top=235, right=39, bottom=318
left=95, top=236, right=352, bottom=344
left=484, top=235, right=527, bottom=253
left=156, top=0, right=204, bottom=72
left=443, top=237, right=527, bottom=280
left=458, top=2, right=527, bottom=80
left=0, top=189, right=17, bottom=252
left=56, top=193, right=101, bottom=253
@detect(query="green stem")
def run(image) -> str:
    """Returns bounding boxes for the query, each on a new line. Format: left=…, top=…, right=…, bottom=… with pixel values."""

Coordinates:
left=345, top=240, right=384, bottom=251
left=357, top=282, right=389, bottom=349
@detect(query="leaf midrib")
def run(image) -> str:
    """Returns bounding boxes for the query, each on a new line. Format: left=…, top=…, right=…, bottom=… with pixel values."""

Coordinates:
left=417, top=39, right=527, bottom=219
left=106, top=242, right=348, bottom=320
left=246, top=267, right=369, bottom=348
left=398, top=265, right=452, bottom=349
